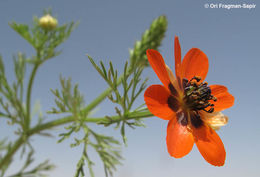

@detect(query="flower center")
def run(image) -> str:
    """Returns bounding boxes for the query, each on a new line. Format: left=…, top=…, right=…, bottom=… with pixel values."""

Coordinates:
left=182, top=76, right=217, bottom=113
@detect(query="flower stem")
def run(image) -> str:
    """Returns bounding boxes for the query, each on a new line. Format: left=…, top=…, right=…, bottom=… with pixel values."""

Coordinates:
left=0, top=110, right=153, bottom=169
left=82, top=74, right=125, bottom=115
left=82, top=87, right=114, bottom=115
left=25, top=64, right=39, bottom=130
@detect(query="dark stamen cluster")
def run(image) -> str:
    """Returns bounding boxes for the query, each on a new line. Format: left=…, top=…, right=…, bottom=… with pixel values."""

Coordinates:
left=183, top=76, right=217, bottom=113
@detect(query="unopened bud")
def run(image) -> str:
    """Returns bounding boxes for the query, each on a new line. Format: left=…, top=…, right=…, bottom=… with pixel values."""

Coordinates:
left=39, top=14, right=58, bottom=30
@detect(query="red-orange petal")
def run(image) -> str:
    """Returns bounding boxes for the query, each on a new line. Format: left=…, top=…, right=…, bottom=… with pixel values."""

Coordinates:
left=166, top=118, right=194, bottom=158
left=210, top=85, right=235, bottom=112
left=144, top=85, right=175, bottom=120
left=210, top=85, right=228, bottom=94
left=146, top=49, right=171, bottom=89
left=192, top=125, right=226, bottom=166
left=181, top=48, right=209, bottom=81
left=174, top=36, right=182, bottom=80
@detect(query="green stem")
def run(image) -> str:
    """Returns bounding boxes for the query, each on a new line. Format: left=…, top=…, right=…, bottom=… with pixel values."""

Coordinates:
left=0, top=110, right=153, bottom=169
left=0, top=137, right=24, bottom=169
left=82, top=66, right=136, bottom=115
left=29, top=110, right=153, bottom=135
left=82, top=74, right=125, bottom=115
left=25, top=64, right=39, bottom=130
left=82, top=87, right=113, bottom=115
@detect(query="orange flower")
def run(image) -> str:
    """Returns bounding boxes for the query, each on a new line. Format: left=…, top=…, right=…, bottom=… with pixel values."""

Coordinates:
left=144, top=36, right=234, bottom=166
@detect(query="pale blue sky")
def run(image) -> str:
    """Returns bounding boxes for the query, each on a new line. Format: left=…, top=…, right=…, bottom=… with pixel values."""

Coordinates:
left=0, top=0, right=260, bottom=177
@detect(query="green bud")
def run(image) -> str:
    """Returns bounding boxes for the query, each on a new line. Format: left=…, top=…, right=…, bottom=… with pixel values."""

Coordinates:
left=39, top=14, right=58, bottom=30
left=129, top=15, right=168, bottom=69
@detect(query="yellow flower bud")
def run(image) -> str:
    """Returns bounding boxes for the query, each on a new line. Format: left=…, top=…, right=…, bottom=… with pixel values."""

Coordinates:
left=39, top=14, right=58, bottom=30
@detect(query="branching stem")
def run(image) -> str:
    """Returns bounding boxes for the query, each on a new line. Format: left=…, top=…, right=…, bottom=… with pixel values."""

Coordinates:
left=0, top=110, right=153, bottom=168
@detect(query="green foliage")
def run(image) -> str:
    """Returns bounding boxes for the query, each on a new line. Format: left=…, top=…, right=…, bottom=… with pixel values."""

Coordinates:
left=49, top=77, right=84, bottom=117
left=0, top=11, right=167, bottom=177
left=88, top=57, right=147, bottom=144
left=49, top=77, right=122, bottom=177
left=6, top=150, right=54, bottom=177
left=88, top=15, right=167, bottom=144
left=0, top=54, right=27, bottom=130
left=0, top=11, right=76, bottom=176
left=73, top=127, right=122, bottom=177
left=9, top=16, right=76, bottom=64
